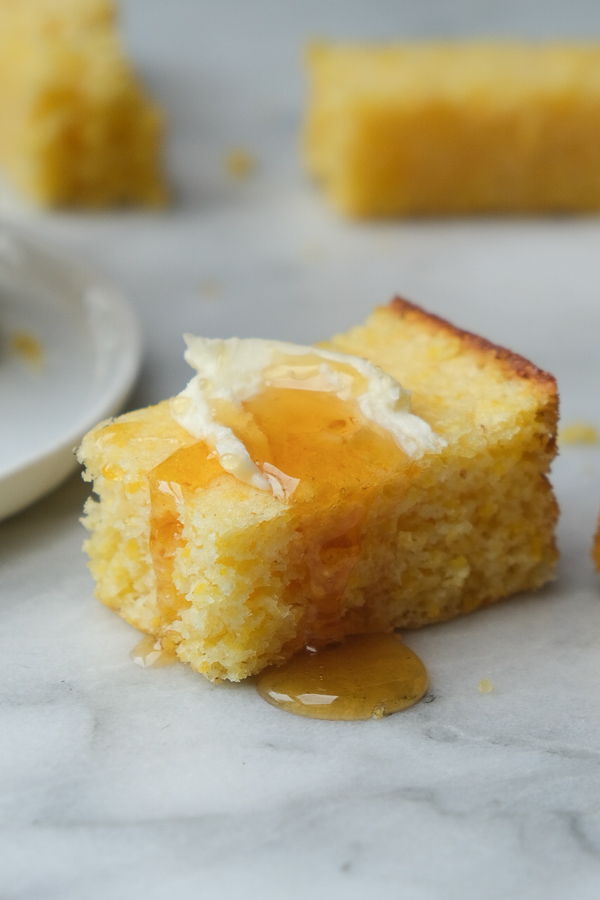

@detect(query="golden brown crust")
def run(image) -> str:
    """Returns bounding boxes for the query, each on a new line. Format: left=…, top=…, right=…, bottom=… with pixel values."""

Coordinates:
left=388, top=295, right=557, bottom=396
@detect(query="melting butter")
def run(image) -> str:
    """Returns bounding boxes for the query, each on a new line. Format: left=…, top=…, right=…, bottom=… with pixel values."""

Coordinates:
left=169, top=336, right=445, bottom=492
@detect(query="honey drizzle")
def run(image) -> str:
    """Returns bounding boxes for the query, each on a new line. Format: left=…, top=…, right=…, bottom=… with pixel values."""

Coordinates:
left=148, top=442, right=223, bottom=628
left=255, top=633, right=428, bottom=720
left=147, top=386, right=409, bottom=652
left=241, top=387, right=405, bottom=632
left=148, top=479, right=185, bottom=626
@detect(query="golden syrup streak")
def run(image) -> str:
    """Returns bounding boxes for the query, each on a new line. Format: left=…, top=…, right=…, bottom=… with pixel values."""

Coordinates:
left=255, top=633, right=428, bottom=720
left=147, top=387, right=407, bottom=634
left=241, top=387, right=405, bottom=630
left=148, top=442, right=222, bottom=626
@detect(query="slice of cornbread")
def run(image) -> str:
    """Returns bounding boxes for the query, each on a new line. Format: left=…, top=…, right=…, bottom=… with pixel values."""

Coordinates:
left=78, top=299, right=559, bottom=682
left=0, top=0, right=166, bottom=206
left=305, top=42, right=600, bottom=216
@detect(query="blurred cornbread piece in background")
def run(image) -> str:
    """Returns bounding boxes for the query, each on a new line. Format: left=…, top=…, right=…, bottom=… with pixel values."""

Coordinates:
left=305, top=42, right=600, bottom=216
left=0, top=0, right=166, bottom=207
left=78, top=299, right=559, bottom=682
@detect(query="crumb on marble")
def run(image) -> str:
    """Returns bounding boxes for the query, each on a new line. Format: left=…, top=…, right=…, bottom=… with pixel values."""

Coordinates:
left=10, top=330, right=44, bottom=369
left=223, top=148, right=256, bottom=179
left=558, top=422, right=599, bottom=445
left=478, top=677, right=494, bottom=694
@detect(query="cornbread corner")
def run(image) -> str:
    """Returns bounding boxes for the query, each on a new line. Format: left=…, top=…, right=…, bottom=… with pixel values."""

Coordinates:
left=77, top=298, right=559, bottom=682
left=0, top=0, right=166, bottom=207
left=304, top=41, right=600, bottom=216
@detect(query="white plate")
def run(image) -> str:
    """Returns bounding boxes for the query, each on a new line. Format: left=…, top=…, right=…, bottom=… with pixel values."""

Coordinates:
left=0, top=224, right=141, bottom=521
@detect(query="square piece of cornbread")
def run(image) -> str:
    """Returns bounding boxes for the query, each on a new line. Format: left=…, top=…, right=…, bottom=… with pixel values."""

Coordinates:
left=0, top=0, right=166, bottom=206
left=78, top=299, right=559, bottom=681
left=305, top=42, right=600, bottom=216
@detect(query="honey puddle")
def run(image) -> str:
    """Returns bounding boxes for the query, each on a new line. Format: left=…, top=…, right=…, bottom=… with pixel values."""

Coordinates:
left=130, top=635, right=178, bottom=668
left=130, top=629, right=428, bottom=719
left=255, top=633, right=428, bottom=720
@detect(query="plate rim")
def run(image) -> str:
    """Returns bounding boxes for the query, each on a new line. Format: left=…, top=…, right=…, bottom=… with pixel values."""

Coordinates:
left=0, top=224, right=142, bottom=520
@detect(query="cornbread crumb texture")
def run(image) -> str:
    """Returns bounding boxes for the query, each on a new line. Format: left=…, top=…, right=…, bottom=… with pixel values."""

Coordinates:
left=305, top=42, right=600, bottom=216
left=78, top=298, right=559, bottom=682
left=0, top=0, right=166, bottom=206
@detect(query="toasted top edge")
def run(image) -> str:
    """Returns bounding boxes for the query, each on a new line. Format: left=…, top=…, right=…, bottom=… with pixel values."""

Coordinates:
left=388, top=295, right=558, bottom=398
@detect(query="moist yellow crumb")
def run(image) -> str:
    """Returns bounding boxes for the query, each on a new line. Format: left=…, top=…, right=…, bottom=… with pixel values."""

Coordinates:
left=304, top=41, right=600, bottom=216
left=77, top=298, right=559, bottom=683
left=0, top=0, right=167, bottom=207
left=478, top=677, right=495, bottom=694
left=558, top=422, right=599, bottom=445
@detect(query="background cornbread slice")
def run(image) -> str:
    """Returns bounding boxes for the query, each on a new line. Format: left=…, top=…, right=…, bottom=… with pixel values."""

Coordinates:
left=305, top=42, right=600, bottom=216
left=0, top=0, right=166, bottom=206
left=78, top=299, right=559, bottom=682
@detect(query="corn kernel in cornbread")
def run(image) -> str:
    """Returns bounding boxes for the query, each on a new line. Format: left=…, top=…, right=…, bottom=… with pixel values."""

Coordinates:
left=305, top=42, right=600, bottom=216
left=78, top=299, right=559, bottom=682
left=0, top=0, right=166, bottom=206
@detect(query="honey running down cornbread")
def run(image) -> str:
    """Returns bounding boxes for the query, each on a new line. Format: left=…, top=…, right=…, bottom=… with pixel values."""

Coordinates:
left=305, top=42, right=600, bottom=216
left=78, top=299, right=559, bottom=682
left=0, top=0, right=166, bottom=206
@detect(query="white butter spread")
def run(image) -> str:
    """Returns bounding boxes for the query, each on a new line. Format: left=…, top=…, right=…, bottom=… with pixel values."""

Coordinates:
left=170, top=336, right=446, bottom=493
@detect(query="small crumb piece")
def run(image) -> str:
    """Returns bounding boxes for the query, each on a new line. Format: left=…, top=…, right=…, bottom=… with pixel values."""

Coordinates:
left=478, top=677, right=494, bottom=694
left=223, top=148, right=256, bottom=179
left=558, top=422, right=599, bottom=445
left=10, top=331, right=43, bottom=369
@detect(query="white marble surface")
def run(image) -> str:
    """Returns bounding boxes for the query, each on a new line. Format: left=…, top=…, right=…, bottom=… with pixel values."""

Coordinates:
left=3, top=1, right=600, bottom=897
